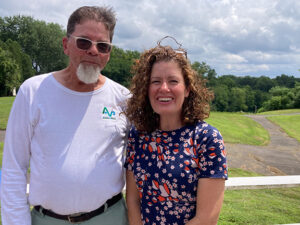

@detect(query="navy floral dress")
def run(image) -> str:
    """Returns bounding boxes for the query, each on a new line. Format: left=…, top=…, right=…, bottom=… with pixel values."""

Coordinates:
left=124, top=121, right=228, bottom=225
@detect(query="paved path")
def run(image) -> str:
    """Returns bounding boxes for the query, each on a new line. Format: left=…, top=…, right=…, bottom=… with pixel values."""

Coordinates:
left=226, top=114, right=300, bottom=175
left=0, top=129, right=5, bottom=142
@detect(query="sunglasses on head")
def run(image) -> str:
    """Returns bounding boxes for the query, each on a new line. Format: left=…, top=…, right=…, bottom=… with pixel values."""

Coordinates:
left=70, top=35, right=112, bottom=54
left=157, top=36, right=187, bottom=59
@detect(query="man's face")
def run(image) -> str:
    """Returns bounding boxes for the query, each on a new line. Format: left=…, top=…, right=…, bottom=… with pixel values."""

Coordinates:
left=63, top=20, right=111, bottom=74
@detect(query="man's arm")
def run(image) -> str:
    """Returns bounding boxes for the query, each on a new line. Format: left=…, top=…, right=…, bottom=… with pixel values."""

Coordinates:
left=1, top=89, right=32, bottom=225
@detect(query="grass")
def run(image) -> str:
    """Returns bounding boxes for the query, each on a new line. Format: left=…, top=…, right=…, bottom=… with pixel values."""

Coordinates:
left=258, top=108, right=300, bottom=115
left=206, top=112, right=270, bottom=146
left=219, top=168, right=300, bottom=225
left=267, top=114, right=300, bottom=142
left=0, top=97, right=15, bottom=130
left=228, top=168, right=263, bottom=177
left=220, top=186, right=300, bottom=225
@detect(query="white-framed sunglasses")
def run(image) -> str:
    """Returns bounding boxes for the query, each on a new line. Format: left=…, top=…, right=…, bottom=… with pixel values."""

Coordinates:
left=70, top=35, right=112, bottom=54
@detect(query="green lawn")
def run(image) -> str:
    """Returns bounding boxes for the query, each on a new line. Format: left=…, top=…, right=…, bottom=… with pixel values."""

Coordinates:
left=258, top=108, right=300, bottom=115
left=0, top=97, right=15, bottom=130
left=267, top=114, right=300, bottom=142
left=228, top=168, right=263, bottom=177
left=219, top=168, right=300, bottom=225
left=206, top=112, right=270, bottom=146
left=220, top=186, right=300, bottom=225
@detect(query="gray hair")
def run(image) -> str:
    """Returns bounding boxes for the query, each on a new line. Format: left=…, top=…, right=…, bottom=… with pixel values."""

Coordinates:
left=67, top=6, right=116, bottom=42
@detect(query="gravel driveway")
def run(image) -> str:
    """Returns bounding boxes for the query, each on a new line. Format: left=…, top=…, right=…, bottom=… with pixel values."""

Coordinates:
left=226, top=114, right=300, bottom=175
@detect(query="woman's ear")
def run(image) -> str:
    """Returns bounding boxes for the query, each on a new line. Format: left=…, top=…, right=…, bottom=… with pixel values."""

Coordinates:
left=185, top=87, right=190, bottom=98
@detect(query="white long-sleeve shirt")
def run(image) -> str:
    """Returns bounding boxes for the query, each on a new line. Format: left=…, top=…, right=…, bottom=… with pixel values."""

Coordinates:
left=1, top=73, right=130, bottom=225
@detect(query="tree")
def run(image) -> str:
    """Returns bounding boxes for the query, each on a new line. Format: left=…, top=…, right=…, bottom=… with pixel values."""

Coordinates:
left=266, top=96, right=282, bottom=110
left=244, top=86, right=256, bottom=112
left=255, top=90, right=270, bottom=110
left=259, top=86, right=295, bottom=111
left=217, top=75, right=237, bottom=89
left=0, top=39, right=34, bottom=82
left=254, top=76, right=275, bottom=92
left=103, top=46, right=140, bottom=87
left=212, top=85, right=229, bottom=111
left=293, top=82, right=300, bottom=108
left=270, top=86, right=294, bottom=109
left=191, top=61, right=217, bottom=86
left=30, top=21, right=68, bottom=73
left=275, top=74, right=295, bottom=88
left=191, top=61, right=210, bottom=77
left=228, top=87, right=247, bottom=112
left=0, top=47, right=21, bottom=96
left=0, top=15, right=68, bottom=75
left=236, top=75, right=257, bottom=88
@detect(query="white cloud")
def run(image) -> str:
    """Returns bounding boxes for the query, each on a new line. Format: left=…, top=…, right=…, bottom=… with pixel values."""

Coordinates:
left=226, top=64, right=270, bottom=73
left=222, top=54, right=248, bottom=63
left=0, top=0, right=299, bottom=77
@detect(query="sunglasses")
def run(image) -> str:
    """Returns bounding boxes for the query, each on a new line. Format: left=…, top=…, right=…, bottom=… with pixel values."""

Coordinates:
left=157, top=36, right=187, bottom=58
left=70, top=35, right=112, bottom=54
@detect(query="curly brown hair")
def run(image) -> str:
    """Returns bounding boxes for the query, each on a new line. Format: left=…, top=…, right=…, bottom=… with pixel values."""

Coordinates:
left=126, top=44, right=213, bottom=132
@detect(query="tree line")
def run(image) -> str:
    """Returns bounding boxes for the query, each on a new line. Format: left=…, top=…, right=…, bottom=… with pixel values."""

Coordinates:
left=192, top=62, right=300, bottom=112
left=1, top=15, right=299, bottom=112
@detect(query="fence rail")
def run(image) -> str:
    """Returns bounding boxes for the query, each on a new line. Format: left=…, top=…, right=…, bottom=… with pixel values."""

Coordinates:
left=225, top=175, right=300, bottom=190
left=24, top=175, right=300, bottom=194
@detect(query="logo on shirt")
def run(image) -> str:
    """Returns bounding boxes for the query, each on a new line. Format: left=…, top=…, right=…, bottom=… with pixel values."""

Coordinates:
left=102, top=106, right=116, bottom=120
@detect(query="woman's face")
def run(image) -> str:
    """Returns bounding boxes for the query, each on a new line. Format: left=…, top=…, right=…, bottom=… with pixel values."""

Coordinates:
left=148, top=60, right=189, bottom=120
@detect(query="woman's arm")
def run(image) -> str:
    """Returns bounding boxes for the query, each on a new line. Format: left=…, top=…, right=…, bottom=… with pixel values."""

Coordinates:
left=186, top=178, right=225, bottom=225
left=126, top=170, right=143, bottom=225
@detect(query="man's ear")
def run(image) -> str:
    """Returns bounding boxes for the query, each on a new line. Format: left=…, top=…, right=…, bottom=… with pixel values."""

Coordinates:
left=62, top=37, right=69, bottom=56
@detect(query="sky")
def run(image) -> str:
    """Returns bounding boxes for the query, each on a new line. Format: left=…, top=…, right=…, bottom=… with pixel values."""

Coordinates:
left=1, top=0, right=300, bottom=78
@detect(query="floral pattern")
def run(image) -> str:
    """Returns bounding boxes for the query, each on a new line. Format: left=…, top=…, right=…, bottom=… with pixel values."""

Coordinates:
left=125, top=121, right=228, bottom=224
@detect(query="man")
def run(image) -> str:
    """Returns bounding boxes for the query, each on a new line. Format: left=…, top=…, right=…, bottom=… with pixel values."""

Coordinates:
left=1, top=6, right=129, bottom=225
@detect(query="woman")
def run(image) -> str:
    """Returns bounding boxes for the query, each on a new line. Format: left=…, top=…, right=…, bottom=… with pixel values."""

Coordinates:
left=125, top=37, right=228, bottom=225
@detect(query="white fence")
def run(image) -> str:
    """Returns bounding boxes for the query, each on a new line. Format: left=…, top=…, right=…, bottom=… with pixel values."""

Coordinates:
left=24, top=175, right=300, bottom=193
left=225, top=175, right=300, bottom=190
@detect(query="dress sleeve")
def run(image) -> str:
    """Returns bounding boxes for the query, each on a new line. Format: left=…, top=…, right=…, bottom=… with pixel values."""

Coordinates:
left=197, top=124, right=228, bottom=179
left=124, top=126, right=137, bottom=171
left=1, top=87, right=32, bottom=225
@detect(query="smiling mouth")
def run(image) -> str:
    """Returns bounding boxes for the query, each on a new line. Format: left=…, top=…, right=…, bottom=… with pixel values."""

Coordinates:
left=158, top=97, right=173, bottom=102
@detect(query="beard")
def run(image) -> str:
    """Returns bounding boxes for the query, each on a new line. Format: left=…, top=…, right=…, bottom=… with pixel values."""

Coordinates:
left=76, top=63, right=101, bottom=84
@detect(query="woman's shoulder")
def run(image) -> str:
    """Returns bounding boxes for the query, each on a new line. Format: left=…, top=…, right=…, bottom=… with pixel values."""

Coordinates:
left=194, top=120, right=217, bottom=130
left=194, top=120, right=222, bottom=136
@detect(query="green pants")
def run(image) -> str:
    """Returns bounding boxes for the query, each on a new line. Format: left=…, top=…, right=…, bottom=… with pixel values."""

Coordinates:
left=31, top=198, right=128, bottom=225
